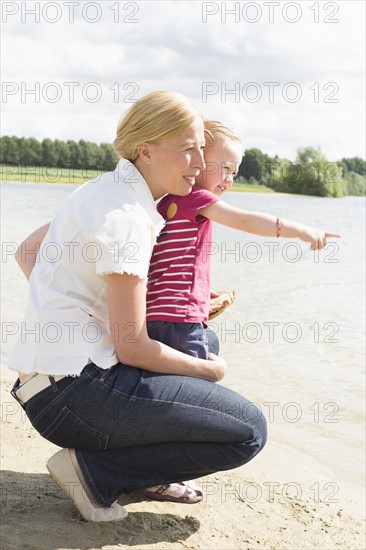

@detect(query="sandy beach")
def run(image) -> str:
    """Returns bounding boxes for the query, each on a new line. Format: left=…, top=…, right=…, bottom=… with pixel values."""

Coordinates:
left=1, top=370, right=364, bottom=550
left=1, top=184, right=365, bottom=549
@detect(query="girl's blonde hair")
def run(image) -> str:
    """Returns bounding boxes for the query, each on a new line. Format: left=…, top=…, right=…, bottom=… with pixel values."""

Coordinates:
left=113, top=91, right=203, bottom=162
left=204, top=120, right=243, bottom=149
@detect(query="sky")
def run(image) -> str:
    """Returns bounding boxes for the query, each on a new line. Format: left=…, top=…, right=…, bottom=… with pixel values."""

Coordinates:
left=1, top=0, right=365, bottom=161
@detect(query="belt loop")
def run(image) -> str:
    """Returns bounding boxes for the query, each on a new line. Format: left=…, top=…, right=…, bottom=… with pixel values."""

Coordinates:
left=10, top=380, right=26, bottom=410
left=48, top=376, right=58, bottom=392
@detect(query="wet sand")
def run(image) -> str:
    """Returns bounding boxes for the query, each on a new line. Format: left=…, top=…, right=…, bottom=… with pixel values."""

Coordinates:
left=1, top=374, right=364, bottom=550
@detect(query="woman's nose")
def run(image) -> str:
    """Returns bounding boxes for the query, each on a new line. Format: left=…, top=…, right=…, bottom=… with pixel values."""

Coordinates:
left=193, top=148, right=206, bottom=171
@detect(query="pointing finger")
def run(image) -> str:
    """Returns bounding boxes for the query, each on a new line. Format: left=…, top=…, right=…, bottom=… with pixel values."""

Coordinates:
left=325, top=232, right=341, bottom=238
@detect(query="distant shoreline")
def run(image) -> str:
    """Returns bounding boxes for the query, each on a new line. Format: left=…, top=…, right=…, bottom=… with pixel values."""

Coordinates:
left=1, top=177, right=275, bottom=193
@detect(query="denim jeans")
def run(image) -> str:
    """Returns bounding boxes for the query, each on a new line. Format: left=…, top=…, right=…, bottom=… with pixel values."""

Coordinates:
left=147, top=321, right=209, bottom=359
left=22, top=361, right=267, bottom=507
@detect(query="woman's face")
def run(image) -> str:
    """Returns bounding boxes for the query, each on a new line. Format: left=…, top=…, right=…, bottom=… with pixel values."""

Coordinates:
left=144, top=117, right=206, bottom=199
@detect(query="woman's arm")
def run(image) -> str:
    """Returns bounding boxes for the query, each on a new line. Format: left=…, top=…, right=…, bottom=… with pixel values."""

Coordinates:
left=15, top=223, right=51, bottom=279
left=106, top=273, right=227, bottom=382
left=199, top=202, right=340, bottom=250
left=15, top=223, right=226, bottom=381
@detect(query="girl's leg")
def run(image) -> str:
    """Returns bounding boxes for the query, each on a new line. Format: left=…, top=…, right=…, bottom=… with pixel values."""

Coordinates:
left=206, top=326, right=220, bottom=355
left=25, top=364, right=267, bottom=508
left=147, top=321, right=208, bottom=359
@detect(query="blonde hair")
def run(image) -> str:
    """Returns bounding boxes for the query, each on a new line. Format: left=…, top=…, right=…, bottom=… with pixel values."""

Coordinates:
left=113, top=91, right=203, bottom=162
left=204, top=120, right=243, bottom=149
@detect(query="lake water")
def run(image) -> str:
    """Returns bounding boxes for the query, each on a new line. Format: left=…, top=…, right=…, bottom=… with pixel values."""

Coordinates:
left=1, top=182, right=365, bottom=506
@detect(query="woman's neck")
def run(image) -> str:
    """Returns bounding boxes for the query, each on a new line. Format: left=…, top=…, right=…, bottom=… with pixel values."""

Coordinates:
left=134, top=158, right=161, bottom=200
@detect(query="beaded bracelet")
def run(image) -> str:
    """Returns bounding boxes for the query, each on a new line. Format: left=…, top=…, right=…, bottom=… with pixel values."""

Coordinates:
left=276, top=217, right=282, bottom=238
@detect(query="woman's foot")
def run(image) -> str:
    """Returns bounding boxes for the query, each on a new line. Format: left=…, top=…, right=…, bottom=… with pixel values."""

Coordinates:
left=144, top=481, right=203, bottom=504
left=46, top=448, right=128, bottom=522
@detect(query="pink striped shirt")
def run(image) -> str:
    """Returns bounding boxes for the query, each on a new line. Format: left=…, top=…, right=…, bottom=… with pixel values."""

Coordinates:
left=146, top=188, right=219, bottom=322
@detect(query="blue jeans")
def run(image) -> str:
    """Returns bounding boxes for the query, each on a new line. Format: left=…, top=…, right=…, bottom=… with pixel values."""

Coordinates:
left=21, top=362, right=267, bottom=507
left=147, top=321, right=208, bottom=359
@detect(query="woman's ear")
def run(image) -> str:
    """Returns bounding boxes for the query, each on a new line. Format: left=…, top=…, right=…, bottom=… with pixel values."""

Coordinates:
left=136, top=142, right=152, bottom=165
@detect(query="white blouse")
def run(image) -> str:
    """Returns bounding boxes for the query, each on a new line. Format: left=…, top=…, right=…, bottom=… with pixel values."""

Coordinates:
left=9, top=159, right=165, bottom=375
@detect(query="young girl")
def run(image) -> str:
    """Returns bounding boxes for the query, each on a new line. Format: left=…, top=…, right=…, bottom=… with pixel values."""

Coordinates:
left=146, top=120, right=341, bottom=360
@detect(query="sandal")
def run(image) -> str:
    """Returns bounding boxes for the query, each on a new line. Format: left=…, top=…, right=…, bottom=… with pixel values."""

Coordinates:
left=143, top=481, right=203, bottom=504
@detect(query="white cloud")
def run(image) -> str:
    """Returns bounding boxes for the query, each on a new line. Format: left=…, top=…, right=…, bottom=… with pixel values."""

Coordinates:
left=1, top=0, right=365, bottom=160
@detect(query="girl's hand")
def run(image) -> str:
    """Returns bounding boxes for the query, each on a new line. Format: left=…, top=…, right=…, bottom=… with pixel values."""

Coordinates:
left=298, top=226, right=341, bottom=250
left=15, top=222, right=51, bottom=279
left=207, top=353, right=227, bottom=381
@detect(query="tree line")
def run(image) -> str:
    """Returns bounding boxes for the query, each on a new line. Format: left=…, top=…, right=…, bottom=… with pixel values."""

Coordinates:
left=1, top=136, right=365, bottom=197
left=238, top=147, right=365, bottom=197
left=0, top=136, right=117, bottom=172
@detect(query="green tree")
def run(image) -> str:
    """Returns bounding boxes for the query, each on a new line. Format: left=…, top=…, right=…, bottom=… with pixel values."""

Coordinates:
left=18, top=138, right=42, bottom=165
left=28, top=138, right=42, bottom=165
left=54, top=140, right=71, bottom=168
left=344, top=171, right=366, bottom=195
left=296, top=146, right=322, bottom=165
left=238, top=148, right=274, bottom=184
left=292, top=147, right=345, bottom=197
left=78, top=139, right=101, bottom=169
left=67, top=140, right=82, bottom=168
left=0, top=136, right=20, bottom=164
left=341, top=157, right=366, bottom=176
left=100, top=143, right=117, bottom=171
left=267, top=147, right=345, bottom=197
left=41, top=138, right=58, bottom=166
left=265, top=157, right=292, bottom=192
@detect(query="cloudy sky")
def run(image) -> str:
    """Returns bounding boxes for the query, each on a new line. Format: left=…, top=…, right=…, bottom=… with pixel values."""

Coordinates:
left=2, top=0, right=365, bottom=160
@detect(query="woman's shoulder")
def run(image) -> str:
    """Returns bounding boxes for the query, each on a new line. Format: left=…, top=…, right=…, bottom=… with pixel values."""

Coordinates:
left=68, top=171, right=140, bottom=218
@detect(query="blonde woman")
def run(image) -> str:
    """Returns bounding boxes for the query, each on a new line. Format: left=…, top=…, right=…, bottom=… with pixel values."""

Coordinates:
left=10, top=92, right=267, bottom=522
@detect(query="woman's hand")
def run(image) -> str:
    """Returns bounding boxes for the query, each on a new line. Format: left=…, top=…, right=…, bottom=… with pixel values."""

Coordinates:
left=207, top=353, right=227, bottom=382
left=297, top=226, right=341, bottom=250
left=107, top=272, right=227, bottom=381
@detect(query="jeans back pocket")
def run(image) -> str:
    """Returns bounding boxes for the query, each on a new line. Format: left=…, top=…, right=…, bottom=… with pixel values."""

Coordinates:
left=40, top=406, right=109, bottom=451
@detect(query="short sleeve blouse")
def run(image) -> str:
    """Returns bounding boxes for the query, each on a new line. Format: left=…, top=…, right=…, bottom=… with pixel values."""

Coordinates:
left=9, top=159, right=165, bottom=375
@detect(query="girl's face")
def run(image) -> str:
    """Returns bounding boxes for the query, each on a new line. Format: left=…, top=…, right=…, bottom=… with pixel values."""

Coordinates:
left=143, top=117, right=206, bottom=200
left=195, top=141, right=243, bottom=196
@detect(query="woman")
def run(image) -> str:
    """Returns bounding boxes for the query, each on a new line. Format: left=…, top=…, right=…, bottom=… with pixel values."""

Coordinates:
left=10, top=91, right=267, bottom=522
